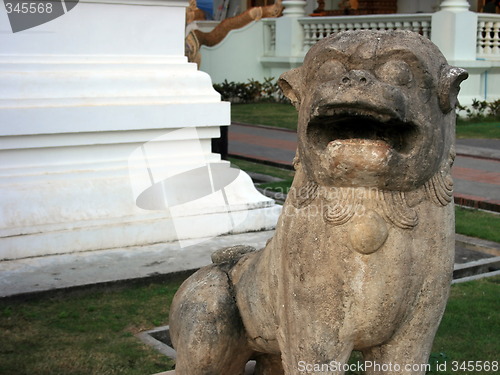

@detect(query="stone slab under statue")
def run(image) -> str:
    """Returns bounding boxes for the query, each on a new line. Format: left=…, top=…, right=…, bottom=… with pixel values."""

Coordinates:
left=169, top=30, right=468, bottom=374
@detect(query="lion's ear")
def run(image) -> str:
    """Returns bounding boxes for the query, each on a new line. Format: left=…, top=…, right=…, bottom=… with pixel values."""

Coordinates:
left=438, top=66, right=468, bottom=113
left=278, top=67, right=303, bottom=109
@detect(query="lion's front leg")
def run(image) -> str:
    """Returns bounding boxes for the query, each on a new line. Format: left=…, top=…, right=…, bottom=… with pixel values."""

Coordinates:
left=277, top=313, right=354, bottom=375
left=281, top=340, right=353, bottom=374
left=362, top=338, right=433, bottom=375
left=169, top=265, right=253, bottom=375
left=254, top=353, right=285, bottom=375
left=361, top=282, right=450, bottom=375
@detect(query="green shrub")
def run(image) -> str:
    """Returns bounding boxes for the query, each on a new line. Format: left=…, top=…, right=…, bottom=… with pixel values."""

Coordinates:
left=214, top=77, right=287, bottom=103
left=457, top=99, right=500, bottom=121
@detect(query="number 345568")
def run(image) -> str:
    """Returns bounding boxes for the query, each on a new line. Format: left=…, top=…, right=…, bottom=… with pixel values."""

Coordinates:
left=451, top=361, right=498, bottom=372
left=5, top=2, right=53, bottom=14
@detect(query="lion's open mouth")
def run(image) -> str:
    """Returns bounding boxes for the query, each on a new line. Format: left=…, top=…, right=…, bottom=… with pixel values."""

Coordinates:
left=307, top=107, right=419, bottom=155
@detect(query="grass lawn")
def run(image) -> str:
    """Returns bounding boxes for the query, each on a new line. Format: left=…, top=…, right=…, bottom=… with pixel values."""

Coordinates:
left=231, top=102, right=500, bottom=139
left=229, top=157, right=294, bottom=180
left=455, top=206, right=500, bottom=243
left=456, top=120, right=500, bottom=139
left=231, top=102, right=298, bottom=130
left=0, top=275, right=497, bottom=375
left=429, top=276, right=500, bottom=375
left=0, top=278, right=184, bottom=375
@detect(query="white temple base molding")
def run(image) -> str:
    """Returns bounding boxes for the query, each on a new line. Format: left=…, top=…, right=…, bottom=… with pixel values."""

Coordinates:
left=0, top=117, right=281, bottom=260
left=0, top=96, right=281, bottom=260
left=1, top=169, right=280, bottom=260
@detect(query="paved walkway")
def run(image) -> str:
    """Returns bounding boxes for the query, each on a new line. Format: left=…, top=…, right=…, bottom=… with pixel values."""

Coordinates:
left=0, top=231, right=275, bottom=298
left=229, top=122, right=500, bottom=211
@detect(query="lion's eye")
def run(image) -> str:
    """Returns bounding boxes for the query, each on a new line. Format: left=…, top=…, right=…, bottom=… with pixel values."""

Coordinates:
left=376, top=60, right=413, bottom=86
left=316, top=60, right=347, bottom=80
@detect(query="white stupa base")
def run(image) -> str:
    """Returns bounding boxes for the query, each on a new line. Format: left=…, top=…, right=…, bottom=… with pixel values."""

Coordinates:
left=0, top=118, right=281, bottom=260
left=0, top=0, right=281, bottom=261
left=0, top=167, right=280, bottom=260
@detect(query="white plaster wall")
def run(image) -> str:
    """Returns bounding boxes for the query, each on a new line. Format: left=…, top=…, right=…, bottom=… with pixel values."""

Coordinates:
left=2, top=2, right=185, bottom=56
left=200, top=21, right=271, bottom=83
left=451, top=61, right=500, bottom=104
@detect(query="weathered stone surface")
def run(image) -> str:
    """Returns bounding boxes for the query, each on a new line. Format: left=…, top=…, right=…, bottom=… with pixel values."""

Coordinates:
left=211, top=245, right=257, bottom=264
left=169, top=30, right=467, bottom=374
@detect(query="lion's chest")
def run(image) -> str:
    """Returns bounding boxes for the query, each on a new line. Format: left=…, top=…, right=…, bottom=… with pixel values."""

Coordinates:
left=270, top=198, right=454, bottom=346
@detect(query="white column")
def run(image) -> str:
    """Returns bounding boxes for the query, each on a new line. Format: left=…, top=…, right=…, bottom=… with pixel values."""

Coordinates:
left=275, top=0, right=307, bottom=56
left=439, top=0, right=471, bottom=11
left=431, top=0, right=478, bottom=61
left=282, top=0, right=307, bottom=17
left=0, top=0, right=280, bottom=260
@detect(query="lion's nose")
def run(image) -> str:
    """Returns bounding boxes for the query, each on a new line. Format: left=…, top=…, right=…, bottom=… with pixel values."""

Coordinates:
left=340, top=70, right=372, bottom=86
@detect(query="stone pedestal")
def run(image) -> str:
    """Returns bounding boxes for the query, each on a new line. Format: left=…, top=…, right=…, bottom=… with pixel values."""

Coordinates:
left=0, top=0, right=280, bottom=260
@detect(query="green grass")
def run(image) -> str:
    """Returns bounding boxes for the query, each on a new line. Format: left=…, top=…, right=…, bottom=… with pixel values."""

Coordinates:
left=455, top=206, right=500, bottom=243
left=231, top=103, right=500, bottom=139
left=0, top=276, right=497, bottom=375
left=456, top=120, right=500, bottom=139
left=0, top=279, right=184, bottom=375
left=429, top=276, right=500, bottom=374
left=231, top=102, right=298, bottom=130
left=229, top=157, right=294, bottom=196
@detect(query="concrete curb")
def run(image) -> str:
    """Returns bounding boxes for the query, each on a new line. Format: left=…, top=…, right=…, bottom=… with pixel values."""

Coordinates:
left=456, top=233, right=500, bottom=256
left=456, top=144, right=500, bottom=161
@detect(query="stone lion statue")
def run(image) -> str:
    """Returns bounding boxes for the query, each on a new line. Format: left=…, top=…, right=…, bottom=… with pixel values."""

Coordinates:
left=169, top=30, right=468, bottom=374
